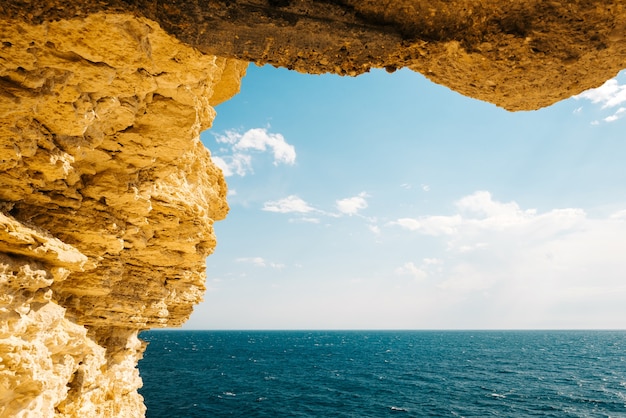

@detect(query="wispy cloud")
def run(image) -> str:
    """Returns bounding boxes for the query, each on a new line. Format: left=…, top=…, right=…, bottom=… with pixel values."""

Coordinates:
left=236, top=257, right=285, bottom=269
left=575, top=78, right=626, bottom=109
left=236, top=257, right=266, bottom=267
left=368, top=224, right=381, bottom=235
left=264, top=192, right=372, bottom=222
left=395, top=262, right=428, bottom=281
left=400, top=183, right=430, bottom=191
left=390, top=191, right=584, bottom=239
left=289, top=217, right=321, bottom=224
left=574, top=75, right=626, bottom=124
left=395, top=258, right=443, bottom=282
left=336, top=192, right=369, bottom=216
left=263, top=195, right=317, bottom=214
left=211, top=154, right=252, bottom=177
left=211, top=128, right=296, bottom=176
left=604, top=107, right=626, bottom=123
left=389, top=215, right=462, bottom=236
left=609, top=209, right=626, bottom=221
left=387, top=191, right=626, bottom=305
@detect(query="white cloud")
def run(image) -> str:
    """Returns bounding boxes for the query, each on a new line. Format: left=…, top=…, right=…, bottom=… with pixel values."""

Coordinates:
left=211, top=153, right=252, bottom=177
left=575, top=78, right=626, bottom=109
left=368, top=224, right=381, bottom=235
left=395, top=258, right=444, bottom=282
left=336, top=192, right=369, bottom=216
left=211, top=128, right=296, bottom=176
left=422, top=258, right=442, bottom=266
left=389, top=215, right=462, bottom=236
left=390, top=218, right=421, bottom=231
left=265, top=193, right=372, bottom=222
left=455, top=190, right=540, bottom=230
left=574, top=76, right=626, bottom=124
left=236, top=257, right=267, bottom=267
left=263, top=195, right=317, bottom=214
left=214, top=130, right=242, bottom=145
left=457, top=242, right=488, bottom=253
left=610, top=209, right=626, bottom=221
left=604, top=107, right=626, bottom=122
left=422, top=184, right=431, bottom=192
left=289, top=217, right=321, bottom=224
left=225, top=128, right=296, bottom=165
left=386, top=191, right=626, bottom=311
left=395, top=262, right=428, bottom=281
left=236, top=257, right=284, bottom=269
left=390, top=191, right=586, bottom=240
left=456, top=190, right=520, bottom=216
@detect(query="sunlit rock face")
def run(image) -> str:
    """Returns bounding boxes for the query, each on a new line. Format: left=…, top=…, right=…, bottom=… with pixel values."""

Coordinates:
left=1, top=1, right=625, bottom=416
left=3, top=0, right=626, bottom=110
left=0, top=13, right=246, bottom=417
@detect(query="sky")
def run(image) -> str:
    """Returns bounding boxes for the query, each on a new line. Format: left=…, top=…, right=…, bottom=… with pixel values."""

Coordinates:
left=183, top=64, right=626, bottom=330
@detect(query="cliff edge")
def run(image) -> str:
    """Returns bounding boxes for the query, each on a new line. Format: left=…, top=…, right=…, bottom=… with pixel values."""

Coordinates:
left=0, top=13, right=246, bottom=417
left=1, top=1, right=625, bottom=416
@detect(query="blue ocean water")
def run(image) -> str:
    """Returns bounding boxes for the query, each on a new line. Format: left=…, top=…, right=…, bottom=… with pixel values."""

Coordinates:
left=138, top=331, right=626, bottom=417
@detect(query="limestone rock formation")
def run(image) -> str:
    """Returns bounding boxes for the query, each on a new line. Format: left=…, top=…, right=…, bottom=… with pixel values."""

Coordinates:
left=1, top=1, right=625, bottom=417
left=3, top=0, right=626, bottom=110
left=0, top=13, right=246, bottom=417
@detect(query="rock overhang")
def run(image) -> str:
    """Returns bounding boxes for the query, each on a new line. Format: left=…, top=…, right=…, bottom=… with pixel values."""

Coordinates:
left=3, top=0, right=626, bottom=111
left=1, top=1, right=625, bottom=416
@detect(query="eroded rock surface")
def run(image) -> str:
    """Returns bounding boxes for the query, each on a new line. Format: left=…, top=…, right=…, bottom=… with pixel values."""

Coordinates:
left=0, top=13, right=246, bottom=417
left=1, top=1, right=626, bottom=417
left=3, top=0, right=626, bottom=110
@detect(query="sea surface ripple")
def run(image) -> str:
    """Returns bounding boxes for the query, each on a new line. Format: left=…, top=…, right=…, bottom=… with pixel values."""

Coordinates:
left=139, top=330, right=626, bottom=417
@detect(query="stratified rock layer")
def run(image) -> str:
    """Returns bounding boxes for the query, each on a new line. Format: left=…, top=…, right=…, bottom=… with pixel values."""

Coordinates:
left=0, top=13, right=246, bottom=417
left=2, top=0, right=626, bottom=110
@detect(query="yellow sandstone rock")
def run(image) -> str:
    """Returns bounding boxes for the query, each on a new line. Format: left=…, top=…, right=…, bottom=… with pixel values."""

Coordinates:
left=1, top=1, right=625, bottom=416
left=4, top=0, right=624, bottom=110
left=0, top=13, right=246, bottom=417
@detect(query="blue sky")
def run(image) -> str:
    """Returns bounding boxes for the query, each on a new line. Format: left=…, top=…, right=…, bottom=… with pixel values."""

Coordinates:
left=184, top=65, right=626, bottom=330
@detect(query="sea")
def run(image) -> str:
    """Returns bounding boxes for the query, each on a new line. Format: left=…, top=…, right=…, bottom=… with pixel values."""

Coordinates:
left=138, top=330, right=626, bottom=417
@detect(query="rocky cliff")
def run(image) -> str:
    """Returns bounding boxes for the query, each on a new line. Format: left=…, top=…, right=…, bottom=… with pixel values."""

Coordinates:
left=1, top=1, right=625, bottom=416
left=0, top=13, right=246, bottom=417
left=4, top=0, right=626, bottom=110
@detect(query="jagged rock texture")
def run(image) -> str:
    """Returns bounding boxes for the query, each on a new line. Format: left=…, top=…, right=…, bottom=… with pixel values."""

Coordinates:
left=1, top=1, right=626, bottom=417
left=2, top=0, right=626, bottom=110
left=0, top=13, right=246, bottom=417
